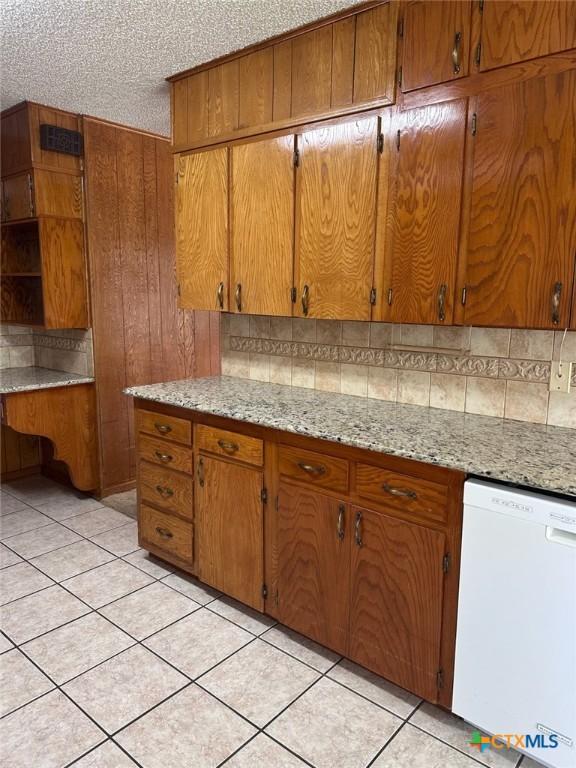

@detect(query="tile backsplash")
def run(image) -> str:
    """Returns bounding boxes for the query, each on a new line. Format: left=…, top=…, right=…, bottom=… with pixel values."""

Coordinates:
left=221, top=315, right=576, bottom=429
left=0, top=324, right=94, bottom=376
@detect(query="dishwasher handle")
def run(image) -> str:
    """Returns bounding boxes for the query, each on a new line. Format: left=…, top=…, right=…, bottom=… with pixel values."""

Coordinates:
left=545, top=526, right=576, bottom=548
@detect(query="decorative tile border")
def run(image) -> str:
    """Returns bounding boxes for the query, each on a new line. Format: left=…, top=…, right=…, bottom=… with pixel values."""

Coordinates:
left=32, top=334, right=88, bottom=353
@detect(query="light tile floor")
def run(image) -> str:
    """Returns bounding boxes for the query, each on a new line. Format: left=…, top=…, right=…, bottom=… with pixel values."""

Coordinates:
left=0, top=477, right=536, bottom=768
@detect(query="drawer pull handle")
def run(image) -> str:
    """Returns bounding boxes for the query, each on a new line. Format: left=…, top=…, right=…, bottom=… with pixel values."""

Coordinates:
left=297, top=461, right=326, bottom=477
left=154, top=451, right=173, bottom=463
left=217, top=281, right=224, bottom=310
left=382, top=482, right=417, bottom=500
left=354, top=511, right=363, bottom=547
left=301, top=284, right=310, bottom=316
left=155, top=526, right=173, bottom=540
left=155, top=485, right=174, bottom=499
left=197, top=457, right=205, bottom=488
left=452, top=31, right=462, bottom=74
left=217, top=439, right=239, bottom=454
left=437, top=283, right=447, bottom=321
left=337, top=504, right=345, bottom=541
left=235, top=283, right=242, bottom=312
left=551, top=281, right=562, bottom=325
left=154, top=422, right=172, bottom=435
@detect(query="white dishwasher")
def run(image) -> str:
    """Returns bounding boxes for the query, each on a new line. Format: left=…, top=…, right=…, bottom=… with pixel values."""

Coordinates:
left=453, top=479, right=576, bottom=768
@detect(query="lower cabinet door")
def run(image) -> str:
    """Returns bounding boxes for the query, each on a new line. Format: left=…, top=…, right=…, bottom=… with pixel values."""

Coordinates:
left=349, top=506, right=445, bottom=701
left=196, top=455, right=264, bottom=610
left=276, top=480, right=350, bottom=655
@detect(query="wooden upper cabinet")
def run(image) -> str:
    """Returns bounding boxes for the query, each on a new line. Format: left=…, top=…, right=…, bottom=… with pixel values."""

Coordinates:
left=208, top=61, right=239, bottom=137
left=291, top=26, right=333, bottom=118
left=231, top=136, right=294, bottom=316
left=238, top=49, right=273, bottom=129
left=295, top=117, right=379, bottom=320
left=353, top=2, right=398, bottom=104
left=276, top=480, right=350, bottom=655
left=479, top=0, right=576, bottom=71
left=461, top=70, right=576, bottom=329
left=175, top=148, right=229, bottom=311
left=379, top=99, right=467, bottom=325
left=401, top=1, right=472, bottom=91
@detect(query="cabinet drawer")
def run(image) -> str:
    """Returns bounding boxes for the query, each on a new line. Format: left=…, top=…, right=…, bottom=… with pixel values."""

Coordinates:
left=195, top=424, right=263, bottom=466
left=136, top=408, right=191, bottom=445
left=138, top=433, right=193, bottom=474
left=139, top=461, right=193, bottom=519
left=139, top=504, right=193, bottom=563
left=355, top=464, right=448, bottom=525
left=278, top=445, right=349, bottom=493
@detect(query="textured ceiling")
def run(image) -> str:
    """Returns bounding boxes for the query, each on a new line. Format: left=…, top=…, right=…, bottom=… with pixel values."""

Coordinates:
left=1, top=0, right=363, bottom=137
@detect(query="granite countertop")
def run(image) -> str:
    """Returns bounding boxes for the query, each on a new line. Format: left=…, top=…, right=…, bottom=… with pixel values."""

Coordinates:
left=125, top=376, right=576, bottom=497
left=0, top=367, right=95, bottom=395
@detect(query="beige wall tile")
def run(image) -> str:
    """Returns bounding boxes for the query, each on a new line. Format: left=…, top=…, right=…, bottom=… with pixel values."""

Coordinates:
left=369, top=323, right=392, bottom=349
left=547, top=390, right=576, bottom=429
left=249, top=317, right=271, bottom=339
left=0, top=347, right=11, bottom=368
left=400, top=325, right=434, bottom=347
left=269, top=357, right=292, bottom=386
left=220, top=313, right=230, bottom=337
left=367, top=367, right=397, bottom=402
left=228, top=315, right=250, bottom=337
left=221, top=351, right=250, bottom=379
left=397, top=371, right=430, bottom=406
left=292, top=319, right=316, bottom=342
left=553, top=330, right=576, bottom=362
left=430, top=373, right=466, bottom=412
left=270, top=318, right=292, bottom=341
left=317, top=320, right=341, bottom=345
left=465, top=377, right=506, bottom=417
left=433, top=326, right=470, bottom=351
left=315, top=362, right=341, bottom=393
left=504, top=381, right=549, bottom=424
left=470, top=328, right=510, bottom=357
left=342, top=321, right=370, bottom=348
left=341, top=364, right=368, bottom=397
left=509, top=330, right=554, bottom=361
left=9, top=347, right=34, bottom=367
left=249, top=353, right=270, bottom=382
left=291, top=360, right=315, bottom=389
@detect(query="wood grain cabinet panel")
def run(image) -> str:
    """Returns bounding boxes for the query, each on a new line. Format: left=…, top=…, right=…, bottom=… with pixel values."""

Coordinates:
left=0, top=105, right=31, bottom=177
left=349, top=505, right=446, bottom=701
left=401, top=1, right=472, bottom=91
left=380, top=99, right=467, bottom=325
left=231, top=136, right=294, bottom=316
left=461, top=70, right=576, bottom=328
left=139, top=504, right=193, bottom=564
left=208, top=61, right=239, bottom=137
left=276, top=481, right=350, bottom=655
left=331, top=17, right=355, bottom=108
left=239, top=49, right=274, bottom=128
left=136, top=408, right=192, bottom=445
left=2, top=173, right=34, bottom=221
left=295, top=117, right=379, bottom=320
left=175, top=148, right=229, bottom=311
left=479, top=0, right=576, bottom=71
left=139, top=461, right=194, bottom=519
left=273, top=40, right=293, bottom=120
left=196, top=455, right=264, bottom=609
left=291, top=26, right=333, bottom=118
left=39, top=218, right=88, bottom=328
left=353, top=2, right=398, bottom=104
left=195, top=424, right=263, bottom=466
left=278, top=444, right=349, bottom=494
left=137, top=433, right=193, bottom=474
left=33, top=170, right=83, bottom=219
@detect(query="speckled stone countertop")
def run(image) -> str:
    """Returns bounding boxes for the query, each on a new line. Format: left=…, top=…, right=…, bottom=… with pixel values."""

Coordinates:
left=125, top=376, right=576, bottom=497
left=0, top=367, right=95, bottom=395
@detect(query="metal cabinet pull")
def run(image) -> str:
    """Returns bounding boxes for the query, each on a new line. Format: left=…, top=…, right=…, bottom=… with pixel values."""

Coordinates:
left=217, top=439, right=239, bottom=454
left=301, top=284, right=310, bottom=316
left=154, top=450, right=173, bottom=464
left=437, top=283, right=447, bottom=321
left=155, top=485, right=174, bottom=499
left=354, top=511, right=363, bottom=547
left=337, top=504, right=345, bottom=541
left=217, top=281, right=224, bottom=309
left=235, top=283, right=242, bottom=312
left=197, top=456, right=205, bottom=487
left=452, top=31, right=462, bottom=74
left=154, top=422, right=172, bottom=435
left=297, top=461, right=326, bottom=477
left=155, top=526, right=173, bottom=540
left=551, top=282, right=562, bottom=325
left=382, top=482, right=417, bottom=500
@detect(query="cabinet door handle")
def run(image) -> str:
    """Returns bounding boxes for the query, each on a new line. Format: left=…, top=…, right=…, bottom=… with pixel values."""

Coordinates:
left=217, top=439, right=239, bottom=454
left=235, top=283, right=242, bottom=312
left=154, top=422, right=172, bottom=435
left=354, top=511, right=363, bottom=547
left=297, top=461, right=326, bottom=477
left=197, top=456, right=205, bottom=487
left=452, top=31, right=462, bottom=74
left=217, top=281, right=224, bottom=309
left=551, top=282, right=562, bottom=325
left=301, top=284, right=310, bottom=316
left=437, top=284, right=447, bottom=321
left=154, top=450, right=173, bottom=464
left=382, top=482, right=417, bottom=500
left=27, top=172, right=35, bottom=217
left=337, top=504, right=345, bottom=541
left=155, top=485, right=174, bottom=499
left=155, top=526, right=173, bottom=540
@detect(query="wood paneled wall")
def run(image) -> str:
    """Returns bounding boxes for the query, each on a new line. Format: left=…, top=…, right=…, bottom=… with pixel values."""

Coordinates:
left=83, top=118, right=220, bottom=496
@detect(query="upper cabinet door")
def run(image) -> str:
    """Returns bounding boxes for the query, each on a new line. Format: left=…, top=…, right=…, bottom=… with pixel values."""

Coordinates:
left=295, top=117, right=379, bottom=320
left=479, top=0, right=576, bottom=71
left=353, top=2, right=399, bottom=105
left=231, top=136, right=295, bottom=316
left=462, top=71, right=576, bottom=328
left=380, top=99, right=467, bottom=325
left=175, top=148, right=229, bottom=311
left=401, top=1, right=472, bottom=91
left=291, top=27, right=333, bottom=118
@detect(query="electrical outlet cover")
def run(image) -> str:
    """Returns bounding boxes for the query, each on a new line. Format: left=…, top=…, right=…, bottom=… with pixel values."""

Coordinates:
left=549, top=360, right=573, bottom=393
